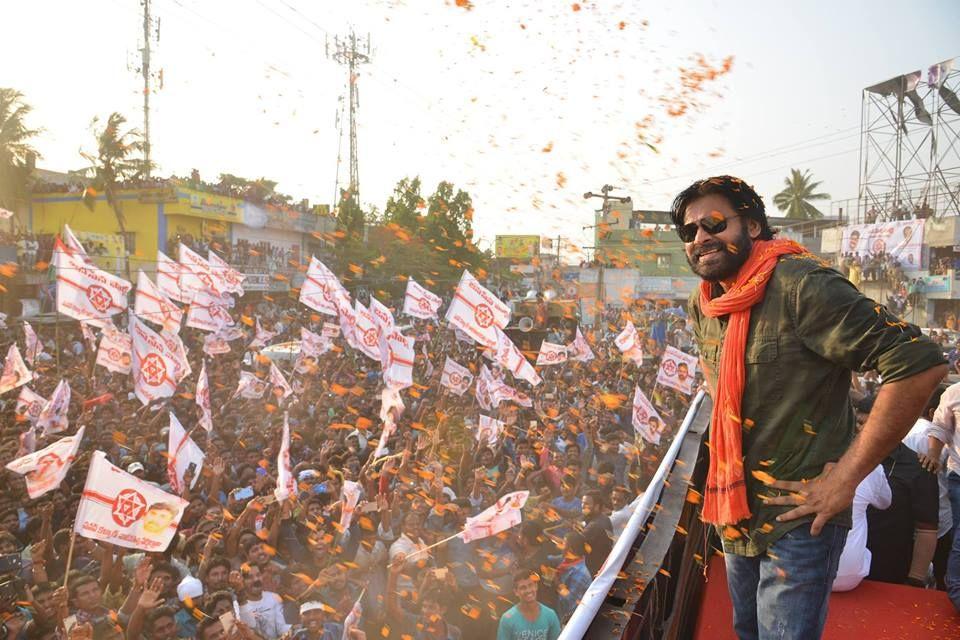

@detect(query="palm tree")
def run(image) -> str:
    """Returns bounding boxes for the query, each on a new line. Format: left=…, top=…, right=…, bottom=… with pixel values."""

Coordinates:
left=0, top=88, right=41, bottom=214
left=773, top=169, right=831, bottom=220
left=79, top=112, right=145, bottom=279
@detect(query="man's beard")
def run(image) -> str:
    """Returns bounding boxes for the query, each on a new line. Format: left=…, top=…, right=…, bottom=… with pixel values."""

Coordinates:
left=686, top=228, right=753, bottom=282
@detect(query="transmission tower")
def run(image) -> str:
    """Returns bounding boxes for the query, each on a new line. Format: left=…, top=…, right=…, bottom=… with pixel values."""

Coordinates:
left=139, top=0, right=158, bottom=178
left=327, top=32, right=372, bottom=203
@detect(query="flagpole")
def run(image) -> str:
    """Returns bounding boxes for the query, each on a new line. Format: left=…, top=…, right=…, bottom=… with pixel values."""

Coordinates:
left=389, top=530, right=462, bottom=567
left=62, top=530, right=77, bottom=589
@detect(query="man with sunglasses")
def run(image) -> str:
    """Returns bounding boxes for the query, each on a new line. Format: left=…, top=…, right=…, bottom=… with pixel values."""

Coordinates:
left=674, top=175, right=946, bottom=640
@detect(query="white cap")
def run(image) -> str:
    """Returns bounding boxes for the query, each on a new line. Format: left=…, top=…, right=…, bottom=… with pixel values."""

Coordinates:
left=177, top=576, right=203, bottom=602
left=300, top=601, right=326, bottom=615
left=127, top=462, right=145, bottom=474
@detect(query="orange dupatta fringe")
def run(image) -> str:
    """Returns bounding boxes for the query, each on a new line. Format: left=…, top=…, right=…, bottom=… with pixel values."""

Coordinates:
left=699, top=239, right=807, bottom=525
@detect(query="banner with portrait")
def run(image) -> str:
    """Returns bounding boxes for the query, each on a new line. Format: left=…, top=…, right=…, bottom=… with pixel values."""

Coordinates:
left=841, top=219, right=925, bottom=271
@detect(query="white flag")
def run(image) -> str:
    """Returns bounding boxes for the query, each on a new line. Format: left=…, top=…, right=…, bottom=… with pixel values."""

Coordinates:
left=167, top=413, right=204, bottom=493
left=445, top=271, right=510, bottom=348
left=249, top=318, right=278, bottom=350
left=62, top=223, right=89, bottom=259
left=656, top=346, right=698, bottom=396
left=460, top=491, right=529, bottom=544
left=186, top=291, right=233, bottom=333
left=15, top=387, right=47, bottom=425
left=130, top=315, right=181, bottom=405
left=269, top=361, right=293, bottom=399
left=201, top=335, right=226, bottom=357
left=36, top=379, right=71, bottom=437
left=178, top=243, right=221, bottom=300
left=476, top=415, right=504, bottom=447
left=0, top=344, right=33, bottom=395
left=487, top=328, right=542, bottom=387
left=75, top=451, right=187, bottom=551
left=299, top=256, right=342, bottom=316
left=440, top=357, right=473, bottom=396
left=135, top=270, right=183, bottom=333
left=96, top=323, right=133, bottom=375
left=196, top=362, right=213, bottom=432
left=6, top=427, right=84, bottom=499
left=295, top=327, right=329, bottom=374
left=632, top=386, right=665, bottom=445
left=207, top=250, right=245, bottom=296
left=23, top=322, right=42, bottom=367
left=275, top=413, right=295, bottom=502
left=615, top=321, right=644, bottom=365
left=475, top=365, right=495, bottom=412
left=339, top=480, right=363, bottom=530
left=382, top=330, right=415, bottom=390
left=491, top=378, right=533, bottom=409
left=321, top=322, right=340, bottom=339
left=567, top=328, right=595, bottom=362
left=157, top=251, right=187, bottom=303
left=161, top=328, right=192, bottom=383
left=403, top=277, right=442, bottom=320
left=54, top=239, right=131, bottom=328
left=373, top=388, right=405, bottom=458
left=535, top=341, right=568, bottom=366
left=369, top=296, right=395, bottom=332
left=235, top=371, right=268, bottom=399
left=353, top=301, right=382, bottom=361
left=80, top=321, right=98, bottom=348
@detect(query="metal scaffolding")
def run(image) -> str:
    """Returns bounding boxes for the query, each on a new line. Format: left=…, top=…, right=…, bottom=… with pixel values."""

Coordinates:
left=857, top=58, right=960, bottom=224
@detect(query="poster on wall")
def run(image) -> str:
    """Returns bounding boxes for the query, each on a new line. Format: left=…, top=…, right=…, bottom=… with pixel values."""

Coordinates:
left=840, top=219, right=925, bottom=271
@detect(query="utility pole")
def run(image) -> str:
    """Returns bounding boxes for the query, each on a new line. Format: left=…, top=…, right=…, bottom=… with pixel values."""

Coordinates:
left=141, top=0, right=152, bottom=178
left=328, top=32, right=372, bottom=203
left=584, top=185, right=631, bottom=317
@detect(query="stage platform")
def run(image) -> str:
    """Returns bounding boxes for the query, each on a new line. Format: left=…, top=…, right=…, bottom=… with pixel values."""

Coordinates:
left=694, top=555, right=959, bottom=639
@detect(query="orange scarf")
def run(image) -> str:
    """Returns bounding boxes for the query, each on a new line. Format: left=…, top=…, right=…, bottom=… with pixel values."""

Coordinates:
left=700, top=238, right=807, bottom=525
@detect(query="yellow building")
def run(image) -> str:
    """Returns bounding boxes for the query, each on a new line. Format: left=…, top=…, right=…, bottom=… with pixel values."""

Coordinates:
left=26, top=184, right=247, bottom=278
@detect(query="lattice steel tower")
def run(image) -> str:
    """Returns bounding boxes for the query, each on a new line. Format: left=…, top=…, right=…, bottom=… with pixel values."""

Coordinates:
left=858, top=58, right=960, bottom=223
left=328, top=32, right=372, bottom=203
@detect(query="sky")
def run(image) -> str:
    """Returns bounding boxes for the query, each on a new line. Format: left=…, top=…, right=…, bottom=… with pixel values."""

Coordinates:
left=4, top=0, right=959, bottom=257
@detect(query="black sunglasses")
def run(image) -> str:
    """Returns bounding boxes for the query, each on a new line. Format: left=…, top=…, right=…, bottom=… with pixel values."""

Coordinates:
left=677, top=214, right=741, bottom=243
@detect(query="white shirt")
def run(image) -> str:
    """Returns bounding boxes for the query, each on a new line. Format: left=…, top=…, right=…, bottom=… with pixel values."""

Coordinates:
left=929, top=381, right=960, bottom=476
left=832, top=465, right=891, bottom=592
left=239, top=592, right=290, bottom=640
left=902, top=418, right=953, bottom=538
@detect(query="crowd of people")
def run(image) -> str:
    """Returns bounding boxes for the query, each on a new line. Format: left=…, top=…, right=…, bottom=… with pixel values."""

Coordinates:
left=0, top=286, right=699, bottom=640
left=168, top=238, right=301, bottom=274
left=863, top=199, right=935, bottom=224
left=837, top=251, right=907, bottom=292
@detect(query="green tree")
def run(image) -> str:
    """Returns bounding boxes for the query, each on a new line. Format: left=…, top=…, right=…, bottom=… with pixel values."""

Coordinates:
left=79, top=112, right=145, bottom=279
left=0, top=88, right=41, bottom=214
left=773, top=169, right=831, bottom=220
left=383, top=176, right=424, bottom=231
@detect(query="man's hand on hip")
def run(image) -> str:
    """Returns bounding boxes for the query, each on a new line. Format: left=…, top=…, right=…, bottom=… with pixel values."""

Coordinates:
left=765, top=463, right=856, bottom=536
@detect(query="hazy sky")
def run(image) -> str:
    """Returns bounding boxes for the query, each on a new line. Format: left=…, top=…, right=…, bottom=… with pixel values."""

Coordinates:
left=4, top=0, right=959, bottom=254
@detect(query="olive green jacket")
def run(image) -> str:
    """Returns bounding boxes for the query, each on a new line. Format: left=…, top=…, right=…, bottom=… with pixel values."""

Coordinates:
left=688, top=255, right=944, bottom=556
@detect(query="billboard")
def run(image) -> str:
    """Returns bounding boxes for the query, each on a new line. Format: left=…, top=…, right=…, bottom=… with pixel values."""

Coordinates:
left=495, top=235, right=540, bottom=260
left=169, top=188, right=244, bottom=223
left=841, top=219, right=925, bottom=271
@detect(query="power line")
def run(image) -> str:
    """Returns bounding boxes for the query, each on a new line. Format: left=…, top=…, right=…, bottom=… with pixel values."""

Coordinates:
left=641, top=126, right=861, bottom=186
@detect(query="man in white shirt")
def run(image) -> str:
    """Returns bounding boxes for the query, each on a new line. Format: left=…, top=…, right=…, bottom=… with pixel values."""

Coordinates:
left=236, top=564, right=290, bottom=639
left=832, top=465, right=891, bottom=591
left=904, top=416, right=953, bottom=588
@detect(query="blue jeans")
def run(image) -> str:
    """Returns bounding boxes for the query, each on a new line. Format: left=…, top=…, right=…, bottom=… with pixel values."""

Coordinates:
left=724, top=524, right=848, bottom=640
left=947, top=472, right=960, bottom=612
left=947, top=472, right=960, bottom=533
